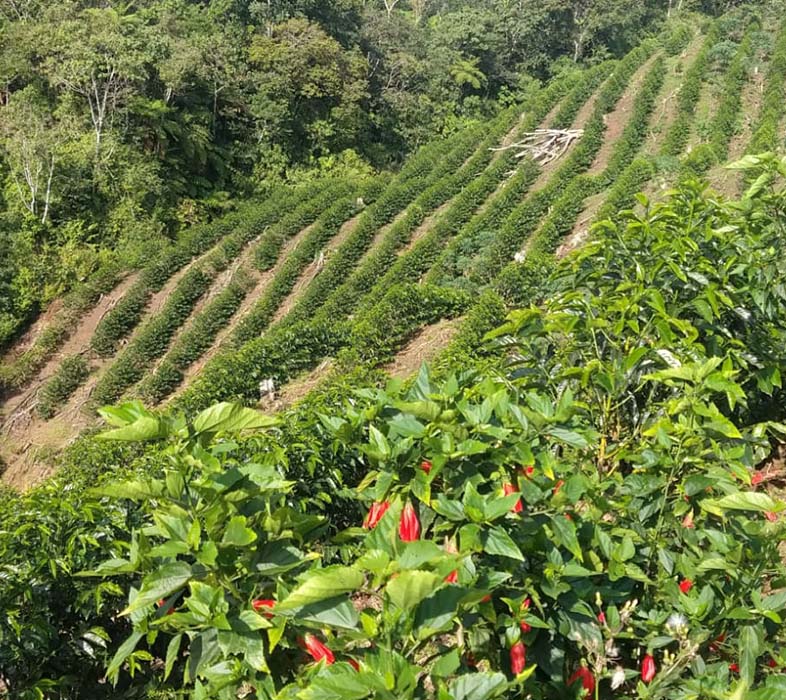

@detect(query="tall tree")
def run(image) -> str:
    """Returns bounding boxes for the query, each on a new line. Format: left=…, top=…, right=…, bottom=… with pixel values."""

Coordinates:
left=40, top=8, right=150, bottom=155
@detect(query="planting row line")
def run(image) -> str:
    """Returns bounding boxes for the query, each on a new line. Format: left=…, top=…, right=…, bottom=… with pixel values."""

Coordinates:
left=74, top=119, right=490, bottom=410
left=307, top=108, right=529, bottom=327
left=747, top=19, right=786, bottom=155
left=364, top=66, right=612, bottom=305
left=278, top=122, right=491, bottom=328
left=136, top=176, right=389, bottom=404
left=88, top=179, right=361, bottom=409
left=300, top=64, right=601, bottom=327
left=524, top=52, right=668, bottom=258
left=682, top=28, right=755, bottom=174
left=37, top=179, right=353, bottom=416
left=86, top=120, right=476, bottom=366
left=168, top=60, right=627, bottom=412
left=468, top=41, right=657, bottom=284
left=659, top=25, right=720, bottom=158
left=89, top=186, right=296, bottom=358
left=229, top=122, right=493, bottom=347
left=0, top=262, right=127, bottom=396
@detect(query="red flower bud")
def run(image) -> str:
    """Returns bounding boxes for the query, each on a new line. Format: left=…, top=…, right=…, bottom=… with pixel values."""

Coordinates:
left=709, top=632, right=725, bottom=653
left=363, top=501, right=390, bottom=529
left=348, top=658, right=360, bottom=671
left=251, top=599, right=275, bottom=618
left=568, top=667, right=595, bottom=694
left=420, top=460, right=432, bottom=474
left=520, top=597, right=531, bottom=632
left=553, top=479, right=565, bottom=495
left=503, top=482, right=523, bottom=513
left=641, top=654, right=656, bottom=683
left=751, top=471, right=764, bottom=485
left=598, top=611, right=606, bottom=624
left=521, top=465, right=535, bottom=478
left=157, top=599, right=175, bottom=615
left=766, top=511, right=778, bottom=522
left=302, top=634, right=335, bottom=665
left=399, top=501, right=420, bottom=542
left=682, top=511, right=695, bottom=529
left=445, top=569, right=458, bottom=584
left=679, top=579, right=693, bottom=594
left=481, top=594, right=492, bottom=603
left=510, top=641, right=527, bottom=675
left=767, top=657, right=778, bottom=668
left=729, top=663, right=739, bottom=673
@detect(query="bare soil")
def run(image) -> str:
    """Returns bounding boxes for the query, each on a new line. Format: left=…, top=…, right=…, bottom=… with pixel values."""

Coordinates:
left=556, top=190, right=607, bottom=259
left=0, top=297, right=64, bottom=365
left=0, top=273, right=139, bottom=420
left=383, top=318, right=462, bottom=379
left=272, top=216, right=360, bottom=324
left=644, top=34, right=705, bottom=155
left=0, top=239, right=241, bottom=489
left=587, top=53, right=662, bottom=176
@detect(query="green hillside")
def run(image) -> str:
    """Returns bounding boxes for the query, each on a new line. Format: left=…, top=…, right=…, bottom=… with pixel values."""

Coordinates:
left=2, top=2, right=786, bottom=698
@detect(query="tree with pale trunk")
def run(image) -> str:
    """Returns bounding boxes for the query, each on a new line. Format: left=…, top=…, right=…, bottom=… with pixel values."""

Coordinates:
left=39, top=8, right=149, bottom=157
left=0, top=87, right=63, bottom=224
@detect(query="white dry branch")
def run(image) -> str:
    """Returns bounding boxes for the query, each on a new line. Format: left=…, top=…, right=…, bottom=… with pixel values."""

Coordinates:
left=491, top=128, right=583, bottom=166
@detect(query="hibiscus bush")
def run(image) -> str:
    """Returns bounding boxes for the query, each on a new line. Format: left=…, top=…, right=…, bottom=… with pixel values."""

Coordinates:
left=84, top=161, right=786, bottom=698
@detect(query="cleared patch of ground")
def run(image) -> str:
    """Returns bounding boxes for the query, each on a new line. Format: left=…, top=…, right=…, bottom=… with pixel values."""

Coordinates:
left=383, top=318, right=462, bottom=380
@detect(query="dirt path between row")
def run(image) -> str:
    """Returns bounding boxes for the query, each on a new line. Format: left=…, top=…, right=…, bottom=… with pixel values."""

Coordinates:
left=383, top=318, right=463, bottom=379
left=0, top=273, right=139, bottom=421
left=173, top=221, right=322, bottom=397
left=271, top=216, right=361, bottom=324
left=0, top=241, right=233, bottom=489
left=644, top=34, right=705, bottom=155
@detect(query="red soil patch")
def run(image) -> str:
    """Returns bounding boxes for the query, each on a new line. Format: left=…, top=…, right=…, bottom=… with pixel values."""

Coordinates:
left=383, top=318, right=462, bottom=379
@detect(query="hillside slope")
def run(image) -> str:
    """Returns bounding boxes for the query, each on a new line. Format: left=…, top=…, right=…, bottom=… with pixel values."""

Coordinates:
left=0, top=13, right=782, bottom=487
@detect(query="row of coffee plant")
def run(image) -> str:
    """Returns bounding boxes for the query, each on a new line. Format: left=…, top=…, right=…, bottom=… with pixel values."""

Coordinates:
left=231, top=123, right=488, bottom=343
left=683, top=28, right=755, bottom=173
left=659, top=24, right=720, bottom=158
left=230, top=178, right=389, bottom=346
left=0, top=262, right=126, bottom=395
left=524, top=54, right=667, bottom=258
left=425, top=63, right=611, bottom=286
left=35, top=180, right=351, bottom=416
left=134, top=268, right=257, bottom=404
left=185, top=82, right=564, bottom=402
left=280, top=123, right=490, bottom=328
left=308, top=108, right=527, bottom=327
left=352, top=71, right=590, bottom=313
left=747, top=19, right=786, bottom=155
left=89, top=186, right=295, bottom=357
left=138, top=177, right=388, bottom=403
left=469, top=41, right=656, bottom=284
left=87, top=180, right=363, bottom=408
left=163, top=47, right=650, bottom=413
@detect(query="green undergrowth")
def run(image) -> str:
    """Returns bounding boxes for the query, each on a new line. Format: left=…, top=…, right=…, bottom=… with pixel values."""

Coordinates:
left=3, top=166, right=786, bottom=698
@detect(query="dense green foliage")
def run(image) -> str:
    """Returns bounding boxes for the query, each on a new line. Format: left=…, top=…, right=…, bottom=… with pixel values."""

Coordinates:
left=3, top=4, right=786, bottom=700
left=3, top=166, right=786, bottom=698
left=0, top=0, right=680, bottom=348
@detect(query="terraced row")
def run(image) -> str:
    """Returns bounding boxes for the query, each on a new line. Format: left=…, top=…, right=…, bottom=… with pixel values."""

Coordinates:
left=24, top=112, right=500, bottom=421
left=171, top=43, right=651, bottom=412
left=6, top=17, right=783, bottom=488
